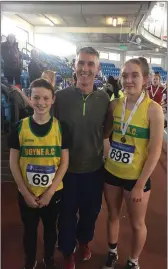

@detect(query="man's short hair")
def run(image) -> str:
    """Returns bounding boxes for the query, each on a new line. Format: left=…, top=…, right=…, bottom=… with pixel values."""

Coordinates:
left=77, top=47, right=99, bottom=59
left=30, top=78, right=54, bottom=97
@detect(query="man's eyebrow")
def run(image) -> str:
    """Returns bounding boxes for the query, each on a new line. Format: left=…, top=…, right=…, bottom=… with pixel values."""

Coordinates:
left=78, top=60, right=95, bottom=64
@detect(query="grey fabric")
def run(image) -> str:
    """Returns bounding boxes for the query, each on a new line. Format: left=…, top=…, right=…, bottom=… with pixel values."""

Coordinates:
left=54, top=87, right=109, bottom=173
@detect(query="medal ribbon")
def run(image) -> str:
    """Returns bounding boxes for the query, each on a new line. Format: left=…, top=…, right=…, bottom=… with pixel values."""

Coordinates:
left=120, top=91, right=145, bottom=137
left=151, top=85, right=160, bottom=98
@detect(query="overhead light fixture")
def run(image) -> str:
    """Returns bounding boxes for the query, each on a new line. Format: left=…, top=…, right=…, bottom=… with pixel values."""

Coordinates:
left=112, top=18, right=117, bottom=27
left=106, top=17, right=118, bottom=26
left=41, top=14, right=55, bottom=26
left=47, top=15, right=61, bottom=25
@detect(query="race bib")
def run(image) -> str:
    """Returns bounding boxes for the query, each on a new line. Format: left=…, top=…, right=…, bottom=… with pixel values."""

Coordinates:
left=109, top=141, right=135, bottom=164
left=26, top=164, right=56, bottom=187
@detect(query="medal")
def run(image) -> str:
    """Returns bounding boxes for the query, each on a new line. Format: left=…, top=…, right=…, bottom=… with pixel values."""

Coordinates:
left=150, top=85, right=159, bottom=98
left=121, top=136, right=126, bottom=143
left=120, top=91, right=145, bottom=143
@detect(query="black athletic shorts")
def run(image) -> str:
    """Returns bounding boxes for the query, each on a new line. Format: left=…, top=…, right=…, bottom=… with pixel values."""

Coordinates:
left=103, top=168, right=151, bottom=192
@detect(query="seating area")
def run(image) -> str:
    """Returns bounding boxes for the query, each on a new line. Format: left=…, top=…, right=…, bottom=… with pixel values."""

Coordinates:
left=152, top=66, right=167, bottom=82
left=100, top=62, right=120, bottom=78
left=39, top=51, right=72, bottom=78
left=100, top=62, right=167, bottom=82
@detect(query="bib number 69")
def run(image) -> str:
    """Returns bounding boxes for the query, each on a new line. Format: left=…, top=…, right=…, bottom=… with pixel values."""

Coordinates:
left=110, top=149, right=130, bottom=164
left=32, top=174, right=49, bottom=186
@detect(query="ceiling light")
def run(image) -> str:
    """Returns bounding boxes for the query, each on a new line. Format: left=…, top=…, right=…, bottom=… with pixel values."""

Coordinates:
left=40, top=14, right=55, bottom=26
left=47, top=16, right=61, bottom=25
left=112, top=18, right=117, bottom=27
left=106, top=17, right=118, bottom=26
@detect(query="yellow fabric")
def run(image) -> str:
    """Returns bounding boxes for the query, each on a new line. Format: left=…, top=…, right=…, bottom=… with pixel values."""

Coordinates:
left=105, top=94, right=154, bottom=179
left=19, top=117, right=63, bottom=197
left=110, top=90, right=124, bottom=101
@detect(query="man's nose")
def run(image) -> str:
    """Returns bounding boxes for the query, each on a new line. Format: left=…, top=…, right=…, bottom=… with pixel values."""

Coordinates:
left=82, top=63, right=89, bottom=72
left=37, top=98, right=45, bottom=105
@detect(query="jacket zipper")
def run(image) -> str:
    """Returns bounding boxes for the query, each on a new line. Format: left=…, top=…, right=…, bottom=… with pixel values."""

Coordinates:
left=82, top=92, right=93, bottom=116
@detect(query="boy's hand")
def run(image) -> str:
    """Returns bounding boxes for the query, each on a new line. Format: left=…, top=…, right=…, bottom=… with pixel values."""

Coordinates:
left=38, top=190, right=53, bottom=208
left=23, top=192, right=39, bottom=208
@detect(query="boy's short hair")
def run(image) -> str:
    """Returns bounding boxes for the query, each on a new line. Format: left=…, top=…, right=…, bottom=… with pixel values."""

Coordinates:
left=77, top=47, right=99, bottom=59
left=30, top=78, right=54, bottom=97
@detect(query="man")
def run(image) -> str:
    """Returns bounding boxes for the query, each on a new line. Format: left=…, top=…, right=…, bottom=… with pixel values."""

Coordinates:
left=55, top=47, right=109, bottom=269
left=1, top=34, right=21, bottom=87
left=28, top=49, right=44, bottom=83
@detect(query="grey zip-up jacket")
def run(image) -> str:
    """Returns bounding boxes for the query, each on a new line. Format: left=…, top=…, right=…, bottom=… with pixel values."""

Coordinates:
left=54, top=87, right=109, bottom=173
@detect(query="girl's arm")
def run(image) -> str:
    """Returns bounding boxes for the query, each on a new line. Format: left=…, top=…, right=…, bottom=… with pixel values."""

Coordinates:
left=13, top=86, right=33, bottom=108
left=104, top=99, right=118, bottom=138
left=135, top=102, right=164, bottom=189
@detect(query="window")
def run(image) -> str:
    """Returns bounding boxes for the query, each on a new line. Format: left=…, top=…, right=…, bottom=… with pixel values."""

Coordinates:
left=109, top=53, right=120, bottom=61
left=99, top=52, right=108, bottom=59
left=151, top=58, right=161, bottom=65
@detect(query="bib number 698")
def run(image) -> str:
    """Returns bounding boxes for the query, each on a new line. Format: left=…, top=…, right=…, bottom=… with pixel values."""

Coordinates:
left=32, top=174, right=49, bottom=186
left=110, top=148, right=130, bottom=164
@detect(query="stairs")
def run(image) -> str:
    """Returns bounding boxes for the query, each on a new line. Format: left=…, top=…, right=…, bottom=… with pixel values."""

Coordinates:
left=1, top=135, right=13, bottom=182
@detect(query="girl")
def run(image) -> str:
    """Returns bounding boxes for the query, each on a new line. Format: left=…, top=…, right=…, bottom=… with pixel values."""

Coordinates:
left=147, top=73, right=165, bottom=105
left=103, top=58, right=164, bottom=269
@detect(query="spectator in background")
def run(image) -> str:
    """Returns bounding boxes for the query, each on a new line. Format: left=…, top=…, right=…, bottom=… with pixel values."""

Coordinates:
left=14, top=70, right=56, bottom=109
left=147, top=73, right=164, bottom=105
left=104, top=75, right=124, bottom=101
left=73, top=73, right=77, bottom=86
left=41, top=70, right=56, bottom=89
left=28, top=49, right=44, bottom=83
left=1, top=34, right=21, bottom=87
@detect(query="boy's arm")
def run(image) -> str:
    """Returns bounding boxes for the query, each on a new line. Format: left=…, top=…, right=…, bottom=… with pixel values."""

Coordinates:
left=9, top=149, right=39, bottom=207
left=9, top=149, right=31, bottom=197
left=38, top=148, right=69, bottom=207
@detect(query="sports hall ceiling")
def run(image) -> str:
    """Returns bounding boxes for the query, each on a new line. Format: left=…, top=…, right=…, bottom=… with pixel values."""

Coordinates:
left=1, top=1, right=167, bottom=53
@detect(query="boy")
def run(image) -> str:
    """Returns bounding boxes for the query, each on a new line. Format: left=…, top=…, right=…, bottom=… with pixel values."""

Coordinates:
left=9, top=78, right=69, bottom=269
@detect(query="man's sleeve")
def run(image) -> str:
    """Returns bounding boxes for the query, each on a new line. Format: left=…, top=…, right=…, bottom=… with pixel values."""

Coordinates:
left=8, top=121, right=21, bottom=150
left=53, top=91, right=60, bottom=119
left=60, top=122, right=70, bottom=150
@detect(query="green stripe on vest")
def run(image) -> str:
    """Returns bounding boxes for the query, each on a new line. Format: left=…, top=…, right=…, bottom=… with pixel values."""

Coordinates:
left=113, top=121, right=149, bottom=139
left=20, top=146, right=61, bottom=157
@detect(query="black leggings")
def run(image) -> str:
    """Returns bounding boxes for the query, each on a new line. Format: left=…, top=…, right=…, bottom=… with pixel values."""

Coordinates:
left=18, top=190, right=62, bottom=266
